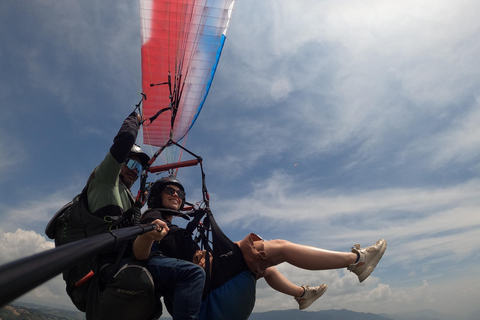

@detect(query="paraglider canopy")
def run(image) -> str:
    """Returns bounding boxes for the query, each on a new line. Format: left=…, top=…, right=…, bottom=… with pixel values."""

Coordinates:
left=140, top=0, right=236, bottom=163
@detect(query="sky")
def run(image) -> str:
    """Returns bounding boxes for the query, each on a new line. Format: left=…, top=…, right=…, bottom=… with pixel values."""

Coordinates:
left=1, top=0, right=480, bottom=318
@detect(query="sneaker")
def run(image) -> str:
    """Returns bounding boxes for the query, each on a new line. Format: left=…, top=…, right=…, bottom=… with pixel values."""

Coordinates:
left=348, top=239, right=387, bottom=282
left=294, top=284, right=328, bottom=310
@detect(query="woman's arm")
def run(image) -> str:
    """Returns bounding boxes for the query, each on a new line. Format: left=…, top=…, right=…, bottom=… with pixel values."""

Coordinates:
left=133, top=219, right=169, bottom=260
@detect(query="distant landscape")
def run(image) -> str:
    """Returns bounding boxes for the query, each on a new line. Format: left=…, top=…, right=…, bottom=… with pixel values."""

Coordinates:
left=1, top=302, right=478, bottom=320
left=0, top=303, right=83, bottom=320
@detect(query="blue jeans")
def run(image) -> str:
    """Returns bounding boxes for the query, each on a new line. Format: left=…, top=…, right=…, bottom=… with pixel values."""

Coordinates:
left=146, top=255, right=205, bottom=320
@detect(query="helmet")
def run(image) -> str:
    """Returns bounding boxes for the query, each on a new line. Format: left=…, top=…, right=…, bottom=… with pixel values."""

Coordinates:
left=128, top=144, right=150, bottom=167
left=147, top=177, right=185, bottom=210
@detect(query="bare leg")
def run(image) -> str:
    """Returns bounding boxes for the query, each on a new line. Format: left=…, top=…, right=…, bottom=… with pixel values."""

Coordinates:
left=264, top=267, right=304, bottom=297
left=264, top=266, right=328, bottom=310
left=262, top=239, right=357, bottom=270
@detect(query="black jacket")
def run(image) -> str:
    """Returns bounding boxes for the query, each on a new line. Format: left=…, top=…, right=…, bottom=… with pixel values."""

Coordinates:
left=141, top=209, right=199, bottom=262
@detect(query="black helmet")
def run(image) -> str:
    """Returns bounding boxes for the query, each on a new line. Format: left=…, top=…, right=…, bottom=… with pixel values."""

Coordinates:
left=128, top=144, right=150, bottom=167
left=147, top=177, right=185, bottom=210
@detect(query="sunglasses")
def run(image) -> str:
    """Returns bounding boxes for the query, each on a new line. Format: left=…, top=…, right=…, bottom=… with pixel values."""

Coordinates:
left=124, top=159, right=143, bottom=176
left=164, top=186, right=186, bottom=199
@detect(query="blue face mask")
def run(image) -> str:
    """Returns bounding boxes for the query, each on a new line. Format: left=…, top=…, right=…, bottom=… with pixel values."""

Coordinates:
left=124, top=159, right=143, bottom=176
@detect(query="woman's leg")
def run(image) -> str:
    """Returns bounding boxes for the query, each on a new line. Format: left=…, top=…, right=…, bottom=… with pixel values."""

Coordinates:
left=263, top=266, right=328, bottom=310
left=261, top=238, right=387, bottom=283
left=263, top=267, right=304, bottom=296
left=262, top=239, right=357, bottom=270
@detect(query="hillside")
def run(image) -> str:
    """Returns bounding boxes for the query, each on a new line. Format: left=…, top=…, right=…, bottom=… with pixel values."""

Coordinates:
left=0, top=303, right=83, bottom=320
left=2, top=303, right=477, bottom=320
left=249, top=309, right=392, bottom=320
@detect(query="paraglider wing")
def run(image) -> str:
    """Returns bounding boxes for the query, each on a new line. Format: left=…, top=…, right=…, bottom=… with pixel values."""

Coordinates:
left=140, top=0, right=235, bottom=152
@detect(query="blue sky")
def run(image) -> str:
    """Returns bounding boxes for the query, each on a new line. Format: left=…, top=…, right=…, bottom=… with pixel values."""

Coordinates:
left=1, top=0, right=480, bottom=318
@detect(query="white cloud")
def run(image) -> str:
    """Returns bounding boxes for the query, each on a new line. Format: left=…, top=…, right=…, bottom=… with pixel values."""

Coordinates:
left=215, top=0, right=480, bottom=176
left=16, top=276, right=73, bottom=310
left=254, top=263, right=478, bottom=317
left=0, top=229, right=54, bottom=265
left=211, top=171, right=480, bottom=315
left=253, top=263, right=436, bottom=315
left=216, top=172, right=480, bottom=226
left=0, top=228, right=74, bottom=309
left=216, top=175, right=480, bottom=267
left=2, top=189, right=78, bottom=234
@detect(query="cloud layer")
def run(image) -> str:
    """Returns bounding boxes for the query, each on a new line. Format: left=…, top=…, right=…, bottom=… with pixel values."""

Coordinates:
left=1, top=0, right=480, bottom=317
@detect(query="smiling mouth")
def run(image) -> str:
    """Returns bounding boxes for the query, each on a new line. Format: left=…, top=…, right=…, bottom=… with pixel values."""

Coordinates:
left=167, top=197, right=181, bottom=205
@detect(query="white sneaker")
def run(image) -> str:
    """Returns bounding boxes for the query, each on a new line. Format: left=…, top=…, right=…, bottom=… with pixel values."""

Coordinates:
left=294, top=284, right=328, bottom=310
left=348, top=239, right=387, bottom=282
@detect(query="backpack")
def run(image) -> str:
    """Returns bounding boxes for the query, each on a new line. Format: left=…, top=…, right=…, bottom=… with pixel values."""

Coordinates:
left=46, top=187, right=107, bottom=311
left=45, top=188, right=161, bottom=320
left=87, top=260, right=160, bottom=320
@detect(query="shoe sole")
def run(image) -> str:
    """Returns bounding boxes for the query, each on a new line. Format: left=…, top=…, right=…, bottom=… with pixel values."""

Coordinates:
left=358, top=240, right=387, bottom=282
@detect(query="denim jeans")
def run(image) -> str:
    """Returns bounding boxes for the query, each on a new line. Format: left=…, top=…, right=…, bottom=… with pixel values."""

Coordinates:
left=146, top=255, right=205, bottom=320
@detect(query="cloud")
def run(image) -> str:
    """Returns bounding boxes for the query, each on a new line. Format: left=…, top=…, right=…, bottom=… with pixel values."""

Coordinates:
left=0, top=133, right=27, bottom=176
left=1, top=185, right=82, bottom=234
left=0, top=228, right=73, bottom=309
left=253, top=263, right=436, bottom=315
left=0, top=229, right=54, bottom=265
left=17, top=277, right=73, bottom=310
left=253, top=263, right=478, bottom=317
left=215, top=172, right=480, bottom=225
left=408, top=98, right=480, bottom=170
left=206, top=0, right=480, bottom=180
left=211, top=171, right=480, bottom=303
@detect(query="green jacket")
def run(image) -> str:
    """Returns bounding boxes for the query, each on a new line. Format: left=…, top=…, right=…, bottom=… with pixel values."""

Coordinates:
left=87, top=112, right=140, bottom=222
left=87, top=152, right=135, bottom=218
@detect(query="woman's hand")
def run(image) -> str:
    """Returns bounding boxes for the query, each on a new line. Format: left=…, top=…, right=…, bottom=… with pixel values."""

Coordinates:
left=193, top=250, right=213, bottom=275
left=133, top=219, right=169, bottom=260
left=146, top=219, right=169, bottom=241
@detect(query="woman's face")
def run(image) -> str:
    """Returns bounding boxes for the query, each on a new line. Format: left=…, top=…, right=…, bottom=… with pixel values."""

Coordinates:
left=161, top=184, right=183, bottom=210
